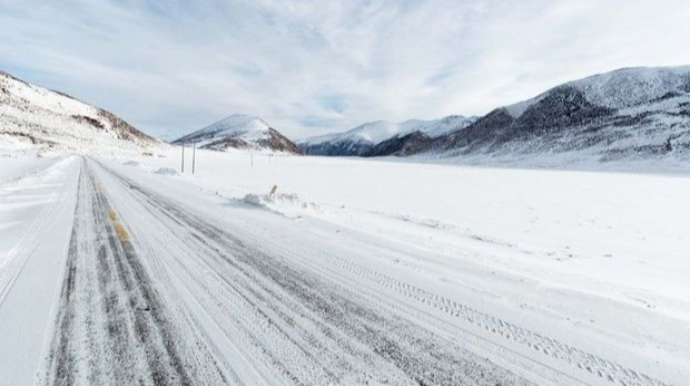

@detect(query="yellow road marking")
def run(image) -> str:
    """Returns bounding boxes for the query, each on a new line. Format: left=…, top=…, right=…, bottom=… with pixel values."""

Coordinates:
left=98, top=181, right=129, bottom=243
left=107, top=208, right=129, bottom=242
left=113, top=222, right=129, bottom=242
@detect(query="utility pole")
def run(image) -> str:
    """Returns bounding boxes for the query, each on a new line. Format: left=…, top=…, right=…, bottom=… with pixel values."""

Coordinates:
left=181, top=145, right=185, bottom=173
left=192, top=143, right=196, bottom=174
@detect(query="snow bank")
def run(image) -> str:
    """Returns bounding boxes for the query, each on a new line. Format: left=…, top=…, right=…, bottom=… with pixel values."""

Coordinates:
left=153, top=167, right=178, bottom=176
left=242, top=192, right=318, bottom=217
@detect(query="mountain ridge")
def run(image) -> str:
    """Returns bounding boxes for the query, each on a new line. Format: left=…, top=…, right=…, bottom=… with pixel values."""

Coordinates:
left=298, top=115, right=476, bottom=156
left=0, top=70, right=160, bottom=154
left=416, top=65, right=690, bottom=164
left=172, top=114, right=301, bottom=154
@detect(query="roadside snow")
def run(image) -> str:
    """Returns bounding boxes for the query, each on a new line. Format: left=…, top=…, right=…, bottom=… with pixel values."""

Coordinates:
left=243, top=192, right=319, bottom=217
left=101, top=148, right=690, bottom=384
left=0, top=156, right=80, bottom=386
left=154, top=167, right=178, bottom=176
left=0, top=155, right=58, bottom=183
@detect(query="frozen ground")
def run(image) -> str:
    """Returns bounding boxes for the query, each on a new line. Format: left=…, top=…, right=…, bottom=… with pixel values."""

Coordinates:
left=0, top=149, right=688, bottom=386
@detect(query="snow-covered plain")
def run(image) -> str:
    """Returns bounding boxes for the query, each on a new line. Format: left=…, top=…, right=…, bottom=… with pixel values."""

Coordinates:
left=0, top=148, right=688, bottom=386
left=109, top=149, right=690, bottom=383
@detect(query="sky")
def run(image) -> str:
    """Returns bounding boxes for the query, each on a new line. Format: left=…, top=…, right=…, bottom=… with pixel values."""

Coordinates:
left=1, top=0, right=690, bottom=140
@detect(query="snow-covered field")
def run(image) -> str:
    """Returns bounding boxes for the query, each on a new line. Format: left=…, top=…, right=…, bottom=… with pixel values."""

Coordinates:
left=0, top=149, right=688, bottom=386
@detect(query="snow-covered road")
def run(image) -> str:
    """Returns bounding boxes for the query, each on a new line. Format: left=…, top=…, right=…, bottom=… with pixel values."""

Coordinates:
left=0, top=155, right=686, bottom=386
left=41, top=158, right=535, bottom=385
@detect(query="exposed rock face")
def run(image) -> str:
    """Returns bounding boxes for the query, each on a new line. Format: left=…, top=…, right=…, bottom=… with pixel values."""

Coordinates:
left=299, top=139, right=373, bottom=157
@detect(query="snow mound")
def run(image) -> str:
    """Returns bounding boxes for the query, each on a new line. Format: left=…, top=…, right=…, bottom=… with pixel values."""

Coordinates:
left=154, top=167, right=178, bottom=176
left=242, top=193, right=318, bottom=214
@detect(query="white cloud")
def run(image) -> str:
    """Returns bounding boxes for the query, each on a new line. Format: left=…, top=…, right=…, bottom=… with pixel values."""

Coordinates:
left=1, top=0, right=689, bottom=140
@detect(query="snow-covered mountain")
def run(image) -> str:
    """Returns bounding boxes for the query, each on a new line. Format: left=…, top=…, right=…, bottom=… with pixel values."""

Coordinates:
left=172, top=114, right=301, bottom=154
left=0, top=71, right=160, bottom=155
left=298, top=115, right=475, bottom=156
left=298, top=120, right=416, bottom=156
left=419, top=66, right=690, bottom=165
left=414, top=115, right=477, bottom=137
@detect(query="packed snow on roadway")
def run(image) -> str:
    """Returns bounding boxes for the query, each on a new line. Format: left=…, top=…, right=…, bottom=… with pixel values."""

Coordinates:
left=0, top=146, right=689, bottom=386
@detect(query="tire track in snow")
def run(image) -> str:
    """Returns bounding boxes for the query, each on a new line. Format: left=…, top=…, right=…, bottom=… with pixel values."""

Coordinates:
left=232, top=214, right=673, bottom=386
left=40, top=159, right=229, bottom=386
left=311, top=254, right=669, bottom=386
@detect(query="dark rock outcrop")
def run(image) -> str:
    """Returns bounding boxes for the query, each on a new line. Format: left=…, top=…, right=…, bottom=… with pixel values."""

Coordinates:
left=365, top=131, right=432, bottom=157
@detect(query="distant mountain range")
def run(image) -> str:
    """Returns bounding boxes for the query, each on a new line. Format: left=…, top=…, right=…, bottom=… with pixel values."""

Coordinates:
left=298, top=115, right=476, bottom=156
left=172, top=114, right=301, bottom=154
left=0, top=71, right=159, bottom=154
left=299, top=65, right=690, bottom=165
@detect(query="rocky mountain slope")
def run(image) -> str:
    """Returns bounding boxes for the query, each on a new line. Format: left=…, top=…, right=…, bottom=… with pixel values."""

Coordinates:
left=0, top=71, right=159, bottom=154
left=365, top=131, right=433, bottom=157
left=299, top=66, right=690, bottom=166
left=172, top=114, right=301, bottom=154
left=298, top=115, right=475, bottom=156
left=419, top=66, right=690, bottom=165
